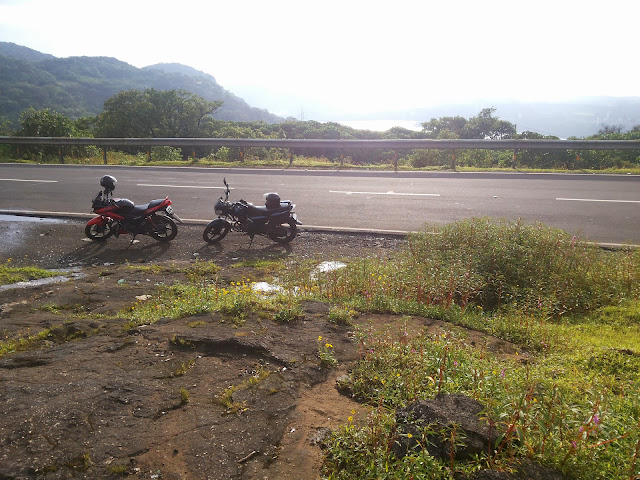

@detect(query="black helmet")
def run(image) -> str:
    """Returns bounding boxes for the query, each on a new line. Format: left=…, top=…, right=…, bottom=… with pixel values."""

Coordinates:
left=100, top=175, right=117, bottom=190
left=264, top=192, right=280, bottom=209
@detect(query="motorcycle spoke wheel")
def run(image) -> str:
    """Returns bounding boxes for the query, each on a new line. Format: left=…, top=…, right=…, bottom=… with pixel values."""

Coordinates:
left=149, top=215, right=177, bottom=242
left=268, top=219, right=297, bottom=244
left=203, top=221, right=230, bottom=244
left=85, top=222, right=114, bottom=241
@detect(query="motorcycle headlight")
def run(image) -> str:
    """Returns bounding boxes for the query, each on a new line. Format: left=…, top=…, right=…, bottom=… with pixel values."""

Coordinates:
left=215, top=208, right=223, bottom=216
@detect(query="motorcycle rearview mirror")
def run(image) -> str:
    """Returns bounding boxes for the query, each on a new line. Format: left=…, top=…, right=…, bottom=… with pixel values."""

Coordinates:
left=223, top=177, right=230, bottom=199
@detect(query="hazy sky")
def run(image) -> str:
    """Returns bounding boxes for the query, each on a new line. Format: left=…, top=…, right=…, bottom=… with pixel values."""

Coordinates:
left=1, top=0, right=639, bottom=118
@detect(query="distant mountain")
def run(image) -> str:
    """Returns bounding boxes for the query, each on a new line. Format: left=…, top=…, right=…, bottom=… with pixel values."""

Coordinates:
left=335, top=97, right=640, bottom=139
left=0, top=42, right=284, bottom=127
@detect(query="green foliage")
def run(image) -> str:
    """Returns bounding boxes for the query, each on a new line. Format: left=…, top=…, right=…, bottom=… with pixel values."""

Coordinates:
left=95, top=88, right=222, bottom=138
left=317, top=336, right=338, bottom=367
left=15, top=107, right=94, bottom=159
left=328, top=305, right=357, bottom=325
left=0, top=260, right=59, bottom=285
left=303, top=219, right=639, bottom=319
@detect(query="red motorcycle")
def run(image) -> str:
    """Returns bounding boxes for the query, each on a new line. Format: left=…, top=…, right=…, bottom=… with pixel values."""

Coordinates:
left=85, top=175, right=182, bottom=242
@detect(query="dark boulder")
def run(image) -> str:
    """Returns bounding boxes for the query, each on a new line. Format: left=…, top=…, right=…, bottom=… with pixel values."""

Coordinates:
left=393, top=393, right=498, bottom=461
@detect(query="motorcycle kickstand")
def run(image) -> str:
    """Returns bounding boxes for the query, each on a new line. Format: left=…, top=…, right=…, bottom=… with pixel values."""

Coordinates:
left=248, top=233, right=255, bottom=248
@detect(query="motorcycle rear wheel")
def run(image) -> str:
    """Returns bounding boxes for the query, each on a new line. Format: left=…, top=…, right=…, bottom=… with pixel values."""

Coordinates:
left=268, top=219, right=297, bottom=244
left=85, top=222, right=115, bottom=241
left=149, top=215, right=177, bottom=242
left=203, top=219, right=230, bottom=243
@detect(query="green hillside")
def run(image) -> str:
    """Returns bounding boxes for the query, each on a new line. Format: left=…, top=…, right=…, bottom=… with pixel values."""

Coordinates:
left=0, top=42, right=284, bottom=127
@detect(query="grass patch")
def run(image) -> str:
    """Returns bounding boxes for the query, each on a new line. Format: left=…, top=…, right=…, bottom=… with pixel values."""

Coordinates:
left=121, top=277, right=301, bottom=329
left=0, top=329, right=52, bottom=358
left=296, top=218, right=640, bottom=480
left=0, top=260, right=60, bottom=285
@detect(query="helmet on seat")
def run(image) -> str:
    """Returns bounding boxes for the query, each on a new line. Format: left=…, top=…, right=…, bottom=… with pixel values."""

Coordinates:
left=264, top=192, right=281, bottom=209
left=100, top=175, right=117, bottom=191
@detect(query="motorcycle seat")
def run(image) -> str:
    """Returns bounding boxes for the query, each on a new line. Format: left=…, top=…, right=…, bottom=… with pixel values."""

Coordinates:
left=247, top=202, right=291, bottom=216
left=129, top=199, right=165, bottom=215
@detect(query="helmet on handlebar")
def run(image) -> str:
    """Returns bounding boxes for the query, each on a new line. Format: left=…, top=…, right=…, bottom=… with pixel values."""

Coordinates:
left=100, top=175, right=117, bottom=191
left=264, top=192, right=281, bottom=209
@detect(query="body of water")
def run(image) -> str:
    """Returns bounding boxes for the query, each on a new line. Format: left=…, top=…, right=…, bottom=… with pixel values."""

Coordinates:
left=337, top=119, right=423, bottom=132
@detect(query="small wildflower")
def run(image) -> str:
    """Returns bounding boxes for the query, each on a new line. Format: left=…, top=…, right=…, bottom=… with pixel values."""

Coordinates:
left=348, top=416, right=353, bottom=422
left=406, top=433, right=413, bottom=438
left=318, top=336, right=322, bottom=341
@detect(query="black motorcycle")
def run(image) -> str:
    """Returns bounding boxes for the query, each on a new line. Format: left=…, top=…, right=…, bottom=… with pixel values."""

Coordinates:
left=203, top=179, right=301, bottom=245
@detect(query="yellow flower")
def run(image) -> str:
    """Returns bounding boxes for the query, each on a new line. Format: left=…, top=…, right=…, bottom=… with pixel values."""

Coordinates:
left=406, top=433, right=413, bottom=439
left=325, top=343, right=333, bottom=348
left=348, top=416, right=353, bottom=422
left=318, top=336, right=322, bottom=341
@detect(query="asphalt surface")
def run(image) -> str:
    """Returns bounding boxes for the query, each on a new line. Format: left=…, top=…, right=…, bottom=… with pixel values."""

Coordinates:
left=1, top=164, right=639, bottom=245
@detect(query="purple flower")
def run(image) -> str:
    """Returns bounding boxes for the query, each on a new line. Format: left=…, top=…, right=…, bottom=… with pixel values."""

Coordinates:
left=593, top=414, right=600, bottom=425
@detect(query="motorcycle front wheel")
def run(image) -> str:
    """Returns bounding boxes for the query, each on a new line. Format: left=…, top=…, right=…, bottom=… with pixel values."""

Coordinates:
left=85, top=222, right=115, bottom=241
left=203, top=219, right=230, bottom=243
left=148, top=215, right=178, bottom=242
left=268, top=218, right=297, bottom=244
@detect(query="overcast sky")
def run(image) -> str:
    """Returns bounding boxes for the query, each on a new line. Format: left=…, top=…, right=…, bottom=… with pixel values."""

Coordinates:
left=1, top=0, right=639, bottom=119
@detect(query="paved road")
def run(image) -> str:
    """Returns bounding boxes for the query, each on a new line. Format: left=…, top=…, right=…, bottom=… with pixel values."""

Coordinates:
left=1, top=163, right=639, bottom=244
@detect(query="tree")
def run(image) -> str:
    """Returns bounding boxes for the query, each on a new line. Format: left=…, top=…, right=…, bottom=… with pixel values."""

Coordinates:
left=597, top=124, right=623, bottom=136
left=461, top=108, right=516, bottom=139
left=16, top=107, right=83, bottom=158
left=421, top=116, right=467, bottom=138
left=18, top=107, right=79, bottom=137
left=95, top=88, right=222, bottom=138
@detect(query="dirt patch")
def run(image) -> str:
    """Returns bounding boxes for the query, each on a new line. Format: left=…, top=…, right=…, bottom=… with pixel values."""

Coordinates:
left=0, top=219, right=521, bottom=479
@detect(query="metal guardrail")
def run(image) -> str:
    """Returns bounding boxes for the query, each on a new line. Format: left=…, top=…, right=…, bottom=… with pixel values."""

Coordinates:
left=1, top=136, right=640, bottom=151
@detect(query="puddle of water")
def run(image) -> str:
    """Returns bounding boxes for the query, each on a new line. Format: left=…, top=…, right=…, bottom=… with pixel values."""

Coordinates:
left=0, top=214, right=70, bottom=224
left=315, top=261, right=347, bottom=273
left=0, top=269, right=85, bottom=291
left=252, top=281, right=284, bottom=293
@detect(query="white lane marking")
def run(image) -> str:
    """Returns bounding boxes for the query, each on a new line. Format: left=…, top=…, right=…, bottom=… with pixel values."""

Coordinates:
left=556, top=197, right=640, bottom=204
left=0, top=178, right=58, bottom=183
left=137, top=183, right=232, bottom=189
left=330, top=190, right=440, bottom=197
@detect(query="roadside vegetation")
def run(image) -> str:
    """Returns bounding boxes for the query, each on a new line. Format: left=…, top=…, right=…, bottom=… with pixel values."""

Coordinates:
left=111, top=218, right=640, bottom=479
left=1, top=219, right=639, bottom=478
left=0, top=259, right=60, bottom=285
left=2, top=95, right=639, bottom=172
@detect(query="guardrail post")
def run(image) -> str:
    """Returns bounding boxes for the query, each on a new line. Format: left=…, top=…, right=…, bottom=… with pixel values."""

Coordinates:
left=512, top=150, right=518, bottom=169
left=450, top=150, right=456, bottom=169
left=240, top=149, right=244, bottom=162
left=289, top=149, right=293, bottom=166
left=58, top=147, right=64, bottom=164
left=102, top=148, right=107, bottom=165
left=393, top=153, right=398, bottom=172
left=147, top=148, right=151, bottom=162
left=192, top=149, right=196, bottom=161
left=340, top=153, right=344, bottom=166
